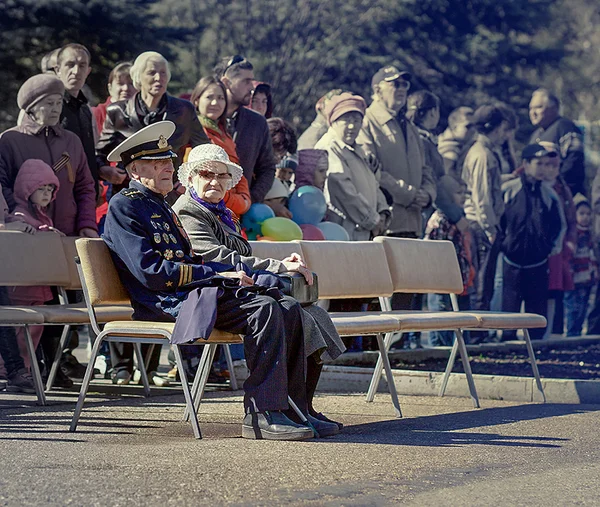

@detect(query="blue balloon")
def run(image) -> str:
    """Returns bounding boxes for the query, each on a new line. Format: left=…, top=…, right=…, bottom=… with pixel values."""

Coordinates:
left=242, top=203, right=275, bottom=237
left=288, top=186, right=327, bottom=226
left=317, top=221, right=350, bottom=241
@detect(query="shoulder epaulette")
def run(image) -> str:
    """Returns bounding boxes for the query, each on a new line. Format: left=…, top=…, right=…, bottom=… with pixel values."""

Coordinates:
left=122, top=189, right=144, bottom=200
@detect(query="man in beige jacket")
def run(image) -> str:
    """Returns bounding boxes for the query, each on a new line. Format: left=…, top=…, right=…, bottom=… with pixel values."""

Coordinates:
left=357, top=65, right=436, bottom=239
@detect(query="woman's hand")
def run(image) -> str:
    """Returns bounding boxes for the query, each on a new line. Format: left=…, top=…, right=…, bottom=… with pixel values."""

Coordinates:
left=2, top=221, right=36, bottom=234
left=219, top=270, right=254, bottom=287
left=282, top=262, right=313, bottom=285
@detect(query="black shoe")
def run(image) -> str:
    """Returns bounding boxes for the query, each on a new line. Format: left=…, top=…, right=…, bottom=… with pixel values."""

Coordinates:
left=6, top=368, right=36, bottom=394
left=51, top=369, right=74, bottom=389
left=60, top=353, right=87, bottom=379
left=310, top=411, right=344, bottom=431
left=242, top=411, right=314, bottom=441
left=287, top=410, right=340, bottom=437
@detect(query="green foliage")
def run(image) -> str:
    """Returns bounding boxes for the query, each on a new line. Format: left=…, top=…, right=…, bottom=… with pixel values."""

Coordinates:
left=0, top=0, right=187, bottom=128
left=1, top=0, right=598, bottom=139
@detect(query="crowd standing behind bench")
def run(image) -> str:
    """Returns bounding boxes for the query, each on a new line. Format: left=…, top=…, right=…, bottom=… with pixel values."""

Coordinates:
left=0, top=43, right=595, bottom=399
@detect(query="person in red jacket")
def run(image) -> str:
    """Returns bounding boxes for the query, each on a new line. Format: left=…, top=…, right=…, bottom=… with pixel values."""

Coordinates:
left=188, top=76, right=251, bottom=218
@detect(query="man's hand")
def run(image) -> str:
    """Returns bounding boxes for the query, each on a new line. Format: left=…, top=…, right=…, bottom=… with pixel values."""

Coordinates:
left=412, top=189, right=430, bottom=208
left=219, top=270, right=254, bottom=286
left=282, top=253, right=306, bottom=266
left=282, top=261, right=313, bottom=285
left=98, top=165, right=127, bottom=185
left=265, top=200, right=293, bottom=219
left=366, top=153, right=382, bottom=173
left=2, top=221, right=36, bottom=234
left=79, top=228, right=100, bottom=238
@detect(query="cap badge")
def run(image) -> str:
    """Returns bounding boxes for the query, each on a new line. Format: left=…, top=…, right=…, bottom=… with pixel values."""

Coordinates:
left=158, top=135, right=168, bottom=149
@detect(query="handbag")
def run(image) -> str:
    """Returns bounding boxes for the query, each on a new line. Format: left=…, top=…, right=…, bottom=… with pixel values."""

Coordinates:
left=278, top=272, right=319, bottom=306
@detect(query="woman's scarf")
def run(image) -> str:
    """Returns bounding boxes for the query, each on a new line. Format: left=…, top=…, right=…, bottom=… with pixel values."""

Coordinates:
left=135, top=93, right=168, bottom=126
left=189, top=187, right=237, bottom=232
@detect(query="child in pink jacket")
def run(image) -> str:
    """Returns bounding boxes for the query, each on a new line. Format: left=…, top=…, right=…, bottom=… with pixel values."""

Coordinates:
left=7, top=159, right=62, bottom=369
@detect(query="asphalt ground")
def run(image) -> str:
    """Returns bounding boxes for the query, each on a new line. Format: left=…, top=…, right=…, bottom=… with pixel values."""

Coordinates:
left=1, top=388, right=600, bottom=506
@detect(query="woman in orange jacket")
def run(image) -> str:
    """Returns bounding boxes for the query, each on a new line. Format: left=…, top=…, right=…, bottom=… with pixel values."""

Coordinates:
left=185, top=76, right=251, bottom=217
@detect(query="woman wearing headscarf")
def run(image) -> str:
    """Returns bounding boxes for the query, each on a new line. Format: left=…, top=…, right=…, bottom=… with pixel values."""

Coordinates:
left=173, top=144, right=345, bottom=433
left=314, top=93, right=390, bottom=240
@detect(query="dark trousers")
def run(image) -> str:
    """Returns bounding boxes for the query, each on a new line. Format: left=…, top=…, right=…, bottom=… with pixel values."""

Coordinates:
left=0, top=287, right=25, bottom=376
left=502, top=259, right=549, bottom=340
left=110, top=342, right=162, bottom=376
left=213, top=291, right=306, bottom=413
left=564, top=286, right=592, bottom=337
left=470, top=222, right=501, bottom=311
left=585, top=280, right=600, bottom=335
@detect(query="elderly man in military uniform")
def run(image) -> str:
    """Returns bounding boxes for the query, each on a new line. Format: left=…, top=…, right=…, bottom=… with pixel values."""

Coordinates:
left=102, top=121, right=315, bottom=440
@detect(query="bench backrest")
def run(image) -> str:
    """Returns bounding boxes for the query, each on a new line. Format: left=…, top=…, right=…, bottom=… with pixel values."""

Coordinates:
left=298, top=240, right=394, bottom=299
left=62, top=236, right=82, bottom=290
left=75, top=238, right=131, bottom=306
left=373, top=236, right=464, bottom=294
left=248, top=240, right=303, bottom=261
left=0, top=231, right=71, bottom=286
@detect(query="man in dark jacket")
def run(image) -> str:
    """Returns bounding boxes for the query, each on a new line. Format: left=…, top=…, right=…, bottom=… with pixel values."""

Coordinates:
left=216, top=56, right=277, bottom=208
left=54, top=43, right=102, bottom=193
left=529, top=88, right=585, bottom=195
left=96, top=51, right=209, bottom=185
left=500, top=144, right=565, bottom=340
left=103, top=121, right=319, bottom=440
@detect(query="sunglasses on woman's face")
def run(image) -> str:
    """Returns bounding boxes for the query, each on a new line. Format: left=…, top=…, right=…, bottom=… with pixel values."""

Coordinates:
left=197, top=169, right=232, bottom=182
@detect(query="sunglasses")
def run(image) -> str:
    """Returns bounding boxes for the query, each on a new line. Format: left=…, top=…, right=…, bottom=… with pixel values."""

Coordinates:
left=389, top=80, right=411, bottom=90
left=196, top=169, right=232, bottom=182
left=224, top=55, right=245, bottom=74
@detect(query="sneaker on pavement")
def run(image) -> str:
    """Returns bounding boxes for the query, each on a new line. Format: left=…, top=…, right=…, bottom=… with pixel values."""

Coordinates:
left=242, top=411, right=315, bottom=441
left=0, top=376, right=8, bottom=391
left=6, top=368, right=36, bottom=394
left=132, top=370, right=171, bottom=387
left=112, top=370, right=132, bottom=385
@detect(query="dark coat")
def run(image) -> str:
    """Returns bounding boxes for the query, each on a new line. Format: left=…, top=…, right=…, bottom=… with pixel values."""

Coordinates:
left=0, top=115, right=97, bottom=235
left=529, top=116, right=585, bottom=195
left=61, top=91, right=98, bottom=191
left=96, top=92, right=209, bottom=171
left=227, top=106, right=276, bottom=203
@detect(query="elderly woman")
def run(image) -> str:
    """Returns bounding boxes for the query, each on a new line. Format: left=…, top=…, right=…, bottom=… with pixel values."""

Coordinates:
left=0, top=74, right=97, bottom=237
left=96, top=51, right=209, bottom=179
left=173, top=144, right=345, bottom=432
left=315, top=93, right=390, bottom=240
left=188, top=76, right=251, bottom=217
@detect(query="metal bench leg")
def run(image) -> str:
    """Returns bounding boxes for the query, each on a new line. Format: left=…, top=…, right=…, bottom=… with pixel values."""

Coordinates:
left=134, top=342, right=151, bottom=397
left=375, top=333, right=402, bottom=418
left=523, top=329, right=546, bottom=403
left=46, top=325, right=71, bottom=392
left=455, top=328, right=480, bottom=408
left=366, top=331, right=394, bottom=402
left=24, top=326, right=46, bottom=405
left=439, top=333, right=460, bottom=397
left=183, top=344, right=218, bottom=422
left=70, top=333, right=105, bottom=432
left=222, top=344, right=238, bottom=391
left=173, top=345, right=201, bottom=439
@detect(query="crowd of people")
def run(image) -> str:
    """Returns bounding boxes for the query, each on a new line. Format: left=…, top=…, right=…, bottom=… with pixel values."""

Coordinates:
left=0, top=43, right=598, bottom=437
